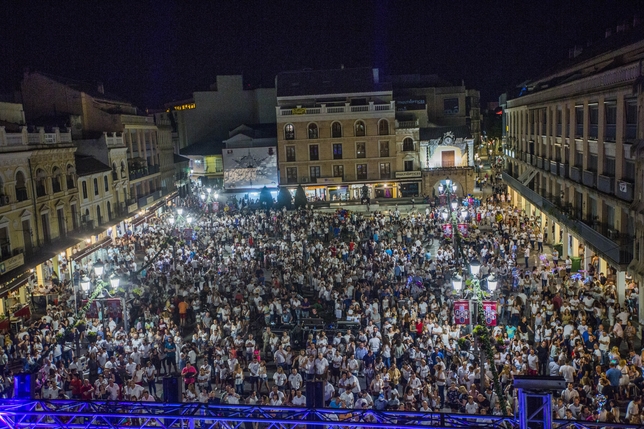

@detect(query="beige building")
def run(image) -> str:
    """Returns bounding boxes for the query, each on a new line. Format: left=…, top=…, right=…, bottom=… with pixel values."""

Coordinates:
left=276, top=67, right=418, bottom=200
left=76, top=155, right=114, bottom=229
left=502, top=30, right=644, bottom=311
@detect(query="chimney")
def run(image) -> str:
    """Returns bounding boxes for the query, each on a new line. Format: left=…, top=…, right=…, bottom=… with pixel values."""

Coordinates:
left=97, top=82, right=104, bottom=94
left=372, top=68, right=380, bottom=84
left=605, top=28, right=612, bottom=38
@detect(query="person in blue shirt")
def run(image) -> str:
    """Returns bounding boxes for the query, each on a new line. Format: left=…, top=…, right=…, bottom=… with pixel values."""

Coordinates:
left=506, top=325, right=517, bottom=339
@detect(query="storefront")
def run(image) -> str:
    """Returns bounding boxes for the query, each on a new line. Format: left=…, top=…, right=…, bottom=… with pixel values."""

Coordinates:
left=328, top=186, right=349, bottom=201
left=395, top=171, right=422, bottom=198
left=303, top=186, right=327, bottom=202
left=374, top=184, right=397, bottom=199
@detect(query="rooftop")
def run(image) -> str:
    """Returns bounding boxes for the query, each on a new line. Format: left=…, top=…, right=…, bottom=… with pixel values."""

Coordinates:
left=229, top=123, right=277, bottom=139
left=75, top=155, right=112, bottom=176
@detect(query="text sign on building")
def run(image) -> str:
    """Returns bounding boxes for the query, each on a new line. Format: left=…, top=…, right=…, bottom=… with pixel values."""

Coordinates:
left=395, top=97, right=426, bottom=111
left=395, top=171, right=421, bottom=179
left=0, top=253, right=25, bottom=275
left=173, top=103, right=196, bottom=111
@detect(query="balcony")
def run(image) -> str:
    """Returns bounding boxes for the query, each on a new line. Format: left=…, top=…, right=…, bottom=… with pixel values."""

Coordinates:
left=558, top=163, right=567, bottom=178
left=570, top=166, right=581, bottom=183
left=503, top=172, right=632, bottom=268
left=616, top=180, right=633, bottom=202
left=550, top=161, right=558, bottom=174
left=129, top=165, right=160, bottom=181
left=279, top=101, right=395, bottom=117
left=597, top=174, right=614, bottom=194
left=536, top=157, right=543, bottom=169
left=396, top=119, right=419, bottom=129
left=582, top=170, right=596, bottom=188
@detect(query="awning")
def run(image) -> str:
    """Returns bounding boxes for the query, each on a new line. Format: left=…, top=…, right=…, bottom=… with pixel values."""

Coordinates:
left=71, top=236, right=111, bottom=262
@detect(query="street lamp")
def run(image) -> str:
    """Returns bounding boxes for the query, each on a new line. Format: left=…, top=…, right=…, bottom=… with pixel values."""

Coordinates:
left=441, top=210, right=448, bottom=221
left=186, top=216, right=193, bottom=224
left=470, top=261, right=481, bottom=277
left=452, top=275, right=463, bottom=292
left=488, top=275, right=498, bottom=293
left=200, top=193, right=205, bottom=201
left=93, top=261, right=104, bottom=278
left=177, top=208, right=183, bottom=216
left=169, top=217, right=175, bottom=225
left=80, top=276, right=91, bottom=293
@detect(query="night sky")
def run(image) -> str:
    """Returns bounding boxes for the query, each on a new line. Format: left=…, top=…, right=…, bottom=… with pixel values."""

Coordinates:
left=1, top=1, right=640, bottom=109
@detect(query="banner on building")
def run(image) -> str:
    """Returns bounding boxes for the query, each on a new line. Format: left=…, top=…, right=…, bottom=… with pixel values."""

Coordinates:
left=482, top=301, right=498, bottom=326
left=442, top=223, right=453, bottom=238
left=453, top=300, right=470, bottom=325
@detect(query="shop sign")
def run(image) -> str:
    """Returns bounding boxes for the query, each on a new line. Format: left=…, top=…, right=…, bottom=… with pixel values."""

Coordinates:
left=316, top=177, right=343, bottom=184
left=442, top=223, right=453, bottom=238
left=454, top=300, right=470, bottom=325
left=395, top=97, right=426, bottom=111
left=0, top=254, right=24, bottom=275
left=457, top=223, right=469, bottom=237
left=482, top=301, right=498, bottom=326
left=128, top=203, right=138, bottom=214
left=395, top=171, right=421, bottom=178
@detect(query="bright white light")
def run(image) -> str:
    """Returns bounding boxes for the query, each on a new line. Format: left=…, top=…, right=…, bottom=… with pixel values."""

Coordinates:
left=110, top=277, right=120, bottom=289
left=200, top=194, right=205, bottom=200
left=445, top=178, right=451, bottom=188
left=186, top=216, right=193, bottom=224
left=177, top=208, right=183, bottom=216
left=441, top=211, right=448, bottom=221
left=93, top=262, right=104, bottom=277
left=452, top=184, right=457, bottom=193
left=80, top=276, right=91, bottom=292
left=438, top=184, right=444, bottom=193
left=451, top=201, right=458, bottom=211
left=453, top=275, right=463, bottom=291
left=488, top=276, right=498, bottom=292
left=461, top=208, right=468, bottom=219
left=169, top=217, right=175, bottom=225
left=470, top=262, right=481, bottom=276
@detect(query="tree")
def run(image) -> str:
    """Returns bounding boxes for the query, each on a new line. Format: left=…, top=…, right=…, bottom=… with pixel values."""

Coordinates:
left=259, top=186, right=273, bottom=210
left=294, top=185, right=307, bottom=208
left=276, top=187, right=292, bottom=210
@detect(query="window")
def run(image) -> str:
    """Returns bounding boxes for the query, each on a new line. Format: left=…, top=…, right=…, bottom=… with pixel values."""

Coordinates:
left=82, top=181, right=88, bottom=199
left=94, top=178, right=99, bottom=195
left=355, top=121, right=366, bottom=137
left=331, top=122, right=342, bottom=138
left=378, top=120, right=389, bottom=136
left=67, top=165, right=76, bottom=188
left=444, top=98, right=459, bottom=115
left=52, top=167, right=62, bottom=193
left=603, top=157, right=615, bottom=176
left=379, top=141, right=389, bottom=157
left=379, top=163, right=391, bottom=179
left=575, top=151, right=584, bottom=168
left=286, top=167, right=298, bottom=184
left=286, top=146, right=296, bottom=162
left=357, top=164, right=368, bottom=180
left=626, top=99, right=637, bottom=139
left=588, top=105, right=599, bottom=139
left=310, top=166, right=321, bottom=180
left=624, top=160, right=635, bottom=181
left=284, top=124, right=295, bottom=140
left=403, top=138, right=414, bottom=152
left=333, top=165, right=344, bottom=179
left=333, top=144, right=343, bottom=159
left=575, top=106, right=584, bottom=138
left=605, top=103, right=617, bottom=141
left=308, top=123, right=318, bottom=139
left=15, top=171, right=27, bottom=202
left=0, top=226, right=10, bottom=260
left=556, top=109, right=563, bottom=136
left=588, top=154, right=598, bottom=172
left=356, top=142, right=366, bottom=158
left=309, top=145, right=319, bottom=161
left=36, top=169, right=47, bottom=197
left=404, top=160, right=414, bottom=171
left=104, top=175, right=109, bottom=192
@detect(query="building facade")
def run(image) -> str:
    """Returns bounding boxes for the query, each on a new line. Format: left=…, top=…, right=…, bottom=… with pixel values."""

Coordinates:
left=276, top=67, right=415, bottom=201
left=76, top=155, right=114, bottom=230
left=502, top=32, right=644, bottom=312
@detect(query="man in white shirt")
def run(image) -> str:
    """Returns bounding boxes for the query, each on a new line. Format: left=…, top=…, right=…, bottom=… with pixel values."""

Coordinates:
left=292, top=390, right=307, bottom=407
left=288, top=368, right=302, bottom=391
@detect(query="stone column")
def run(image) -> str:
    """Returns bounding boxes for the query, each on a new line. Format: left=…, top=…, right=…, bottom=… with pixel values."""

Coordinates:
left=582, top=100, right=590, bottom=170
left=615, top=93, right=625, bottom=181
left=597, top=96, right=605, bottom=174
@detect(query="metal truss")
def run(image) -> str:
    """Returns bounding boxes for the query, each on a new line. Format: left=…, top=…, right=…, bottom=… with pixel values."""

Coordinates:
left=552, top=421, right=635, bottom=429
left=0, top=399, right=519, bottom=429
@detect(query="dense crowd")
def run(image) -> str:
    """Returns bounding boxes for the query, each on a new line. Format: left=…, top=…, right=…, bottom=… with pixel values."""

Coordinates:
left=0, top=180, right=642, bottom=423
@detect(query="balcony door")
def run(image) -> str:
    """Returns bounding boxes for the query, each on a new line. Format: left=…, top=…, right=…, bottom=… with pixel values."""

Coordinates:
left=22, top=220, right=32, bottom=256
left=441, top=151, right=455, bottom=167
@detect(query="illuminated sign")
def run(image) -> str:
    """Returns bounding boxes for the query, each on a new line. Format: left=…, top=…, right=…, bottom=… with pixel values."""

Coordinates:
left=173, top=103, right=196, bottom=111
left=395, top=97, right=426, bottom=111
left=0, top=254, right=24, bottom=275
left=395, top=171, right=421, bottom=178
left=292, top=107, right=306, bottom=115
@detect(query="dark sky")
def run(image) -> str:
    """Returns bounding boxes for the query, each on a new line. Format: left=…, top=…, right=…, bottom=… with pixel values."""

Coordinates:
left=1, top=1, right=641, bottom=109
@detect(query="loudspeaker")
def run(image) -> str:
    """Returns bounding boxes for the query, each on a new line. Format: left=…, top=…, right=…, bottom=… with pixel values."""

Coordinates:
left=163, top=376, right=181, bottom=403
left=306, top=381, right=323, bottom=408
left=14, top=373, right=33, bottom=399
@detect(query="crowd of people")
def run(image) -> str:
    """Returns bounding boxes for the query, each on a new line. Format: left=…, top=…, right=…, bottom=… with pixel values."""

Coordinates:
left=0, top=178, right=642, bottom=424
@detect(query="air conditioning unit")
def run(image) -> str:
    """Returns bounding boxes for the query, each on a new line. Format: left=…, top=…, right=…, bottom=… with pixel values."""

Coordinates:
left=301, top=177, right=309, bottom=183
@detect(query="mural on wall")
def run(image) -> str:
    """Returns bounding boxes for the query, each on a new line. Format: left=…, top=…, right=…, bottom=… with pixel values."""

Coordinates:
left=223, top=147, right=278, bottom=189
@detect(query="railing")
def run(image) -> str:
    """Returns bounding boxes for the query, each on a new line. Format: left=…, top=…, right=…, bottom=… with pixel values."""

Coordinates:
left=16, top=188, right=28, bottom=202
left=6, top=134, right=24, bottom=146
left=503, top=171, right=632, bottom=267
left=279, top=101, right=395, bottom=116
left=0, top=400, right=519, bottom=429
left=396, top=120, right=419, bottom=128
left=120, top=114, right=155, bottom=125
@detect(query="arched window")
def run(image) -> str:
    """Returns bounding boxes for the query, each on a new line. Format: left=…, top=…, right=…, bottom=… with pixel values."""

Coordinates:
left=15, top=171, right=27, bottom=201
left=403, top=138, right=414, bottom=152
left=36, top=169, right=47, bottom=197
left=378, top=119, right=389, bottom=136
left=66, top=165, right=76, bottom=189
left=331, top=122, right=342, bottom=138
left=284, top=124, right=295, bottom=140
left=112, top=163, right=118, bottom=180
left=120, top=161, right=126, bottom=178
left=104, top=175, right=109, bottom=192
left=308, top=123, right=318, bottom=139
left=52, top=166, right=62, bottom=193
left=93, top=178, right=99, bottom=196
left=355, top=121, right=366, bottom=137
left=96, top=205, right=102, bottom=224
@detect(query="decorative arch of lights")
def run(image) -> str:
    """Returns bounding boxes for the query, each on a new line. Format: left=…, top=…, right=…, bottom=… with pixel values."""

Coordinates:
left=0, top=400, right=521, bottom=429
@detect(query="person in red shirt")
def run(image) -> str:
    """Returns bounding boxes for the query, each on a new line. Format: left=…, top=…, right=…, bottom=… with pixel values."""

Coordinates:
left=415, top=319, right=424, bottom=337
left=70, top=374, right=83, bottom=399
left=80, top=378, right=94, bottom=400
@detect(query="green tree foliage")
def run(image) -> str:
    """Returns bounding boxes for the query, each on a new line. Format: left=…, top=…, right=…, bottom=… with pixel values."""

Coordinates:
left=259, top=186, right=273, bottom=210
left=276, top=187, right=292, bottom=209
left=294, top=185, right=307, bottom=208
